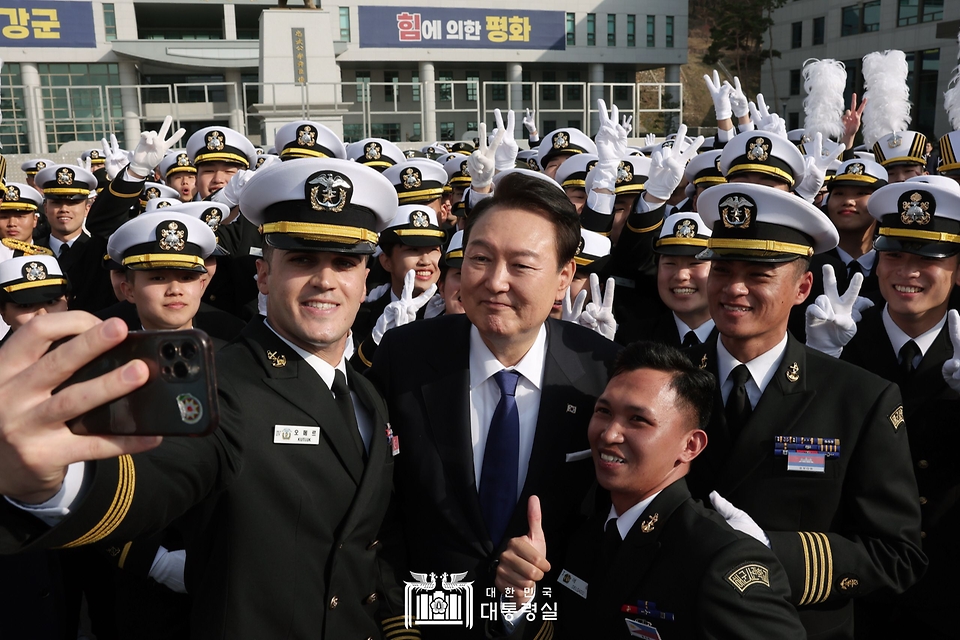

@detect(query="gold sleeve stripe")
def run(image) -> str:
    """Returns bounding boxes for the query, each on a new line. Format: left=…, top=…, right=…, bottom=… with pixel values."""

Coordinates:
left=357, top=341, right=373, bottom=368
left=533, top=621, right=555, bottom=640
left=108, top=182, right=142, bottom=199
left=797, top=531, right=834, bottom=605
left=60, top=455, right=135, bottom=548
left=118, top=541, right=133, bottom=569
left=626, top=218, right=663, bottom=234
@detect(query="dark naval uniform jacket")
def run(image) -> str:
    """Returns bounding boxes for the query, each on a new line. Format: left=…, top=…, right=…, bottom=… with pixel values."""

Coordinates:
left=616, top=309, right=718, bottom=348
left=841, top=308, right=960, bottom=637
left=0, top=318, right=408, bottom=639
left=549, top=478, right=805, bottom=640
left=685, top=333, right=926, bottom=639
left=367, top=314, right=621, bottom=639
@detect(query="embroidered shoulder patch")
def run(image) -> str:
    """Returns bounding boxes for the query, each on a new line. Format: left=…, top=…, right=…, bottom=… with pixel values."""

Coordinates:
left=889, top=406, right=904, bottom=431
left=726, top=563, right=770, bottom=594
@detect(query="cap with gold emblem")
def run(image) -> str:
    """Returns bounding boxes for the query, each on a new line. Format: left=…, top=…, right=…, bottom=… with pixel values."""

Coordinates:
left=378, top=204, right=445, bottom=248
left=718, top=131, right=806, bottom=189
left=537, top=128, right=598, bottom=170
left=868, top=181, right=960, bottom=258
left=823, top=159, right=842, bottom=185
left=443, top=155, right=472, bottom=188
left=444, top=229, right=464, bottom=267
left=159, top=201, right=231, bottom=257
left=516, top=150, right=540, bottom=172
left=555, top=154, right=599, bottom=190
left=696, top=183, right=838, bottom=262
left=158, top=150, right=196, bottom=180
left=274, top=120, right=346, bottom=161
left=574, top=227, right=611, bottom=274
left=827, top=159, right=888, bottom=191
left=107, top=212, right=217, bottom=273
left=614, top=156, right=652, bottom=194
left=872, top=131, right=927, bottom=168
left=448, top=141, right=475, bottom=156
left=144, top=197, right=184, bottom=213
left=347, top=138, right=406, bottom=171
left=81, top=148, right=106, bottom=167
left=654, top=212, right=713, bottom=256
left=186, top=126, right=257, bottom=169
left=1, top=183, right=43, bottom=213
left=383, top=159, right=447, bottom=204
left=35, top=165, right=96, bottom=201
left=140, top=182, right=180, bottom=209
left=421, top=143, right=448, bottom=159
left=239, top=158, right=397, bottom=255
left=0, top=254, right=68, bottom=305
left=683, top=150, right=726, bottom=189
left=20, top=159, right=54, bottom=177
left=403, top=149, right=426, bottom=159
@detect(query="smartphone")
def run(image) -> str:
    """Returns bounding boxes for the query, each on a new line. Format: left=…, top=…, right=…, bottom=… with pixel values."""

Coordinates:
left=58, top=329, right=220, bottom=437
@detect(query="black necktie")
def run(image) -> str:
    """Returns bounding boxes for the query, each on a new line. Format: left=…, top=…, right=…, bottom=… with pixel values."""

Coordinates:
left=682, top=331, right=701, bottom=348
left=331, top=370, right=367, bottom=461
left=847, top=260, right=863, bottom=278
left=899, top=340, right=921, bottom=377
left=59, top=243, right=71, bottom=258
left=601, top=517, right=622, bottom=567
left=479, top=370, right=521, bottom=547
left=725, top=364, right=753, bottom=440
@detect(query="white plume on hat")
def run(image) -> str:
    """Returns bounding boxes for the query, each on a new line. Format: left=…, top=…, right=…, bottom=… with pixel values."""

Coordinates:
left=802, top=59, right=846, bottom=142
left=943, top=30, right=960, bottom=131
left=861, top=50, right=911, bottom=148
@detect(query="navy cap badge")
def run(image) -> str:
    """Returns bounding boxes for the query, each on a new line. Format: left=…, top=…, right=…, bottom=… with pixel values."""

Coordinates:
left=145, top=187, right=161, bottom=200
left=552, top=131, right=569, bottom=150
left=297, top=125, right=317, bottom=147
left=526, top=157, right=539, bottom=171
left=364, top=142, right=382, bottom=161
left=640, top=513, right=658, bottom=533
left=785, top=362, right=800, bottom=383
left=674, top=219, right=697, bottom=238
left=36, top=161, right=46, bottom=170
left=307, top=171, right=352, bottom=213
left=847, top=162, right=864, bottom=176
left=5, top=186, right=19, bottom=202
left=176, top=153, right=190, bottom=167
left=617, top=161, right=633, bottom=184
left=402, top=167, right=422, bottom=190
left=410, top=210, right=430, bottom=228
left=57, top=168, right=74, bottom=185
left=158, top=221, right=186, bottom=252
left=24, top=261, right=46, bottom=281
left=747, top=137, right=770, bottom=162
left=203, top=207, right=222, bottom=232
left=205, top=130, right=225, bottom=152
left=900, top=191, right=932, bottom=226
left=720, top=193, right=755, bottom=229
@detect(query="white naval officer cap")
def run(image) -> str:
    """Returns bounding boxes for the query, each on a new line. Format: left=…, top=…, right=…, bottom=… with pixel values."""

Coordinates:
left=187, top=126, right=258, bottom=169
left=383, top=159, right=448, bottom=204
left=654, top=211, right=713, bottom=256
left=0, top=254, right=68, bottom=305
left=274, top=120, right=346, bottom=161
left=108, top=211, right=216, bottom=273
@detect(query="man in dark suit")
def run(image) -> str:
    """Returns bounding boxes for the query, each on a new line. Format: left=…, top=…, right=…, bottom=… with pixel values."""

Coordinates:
left=0, top=158, right=419, bottom=639
left=685, top=182, right=925, bottom=639
left=495, top=341, right=805, bottom=639
left=368, top=173, right=620, bottom=639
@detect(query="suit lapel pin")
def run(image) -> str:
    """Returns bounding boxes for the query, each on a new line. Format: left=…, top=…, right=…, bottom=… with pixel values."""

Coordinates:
left=267, top=350, right=287, bottom=368
left=640, top=513, right=658, bottom=533
left=566, top=404, right=577, bottom=414
left=699, top=354, right=708, bottom=370
left=785, top=362, right=800, bottom=383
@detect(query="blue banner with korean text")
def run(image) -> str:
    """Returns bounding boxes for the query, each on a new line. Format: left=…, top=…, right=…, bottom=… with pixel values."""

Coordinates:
left=0, top=0, right=95, bottom=48
left=358, top=6, right=565, bottom=50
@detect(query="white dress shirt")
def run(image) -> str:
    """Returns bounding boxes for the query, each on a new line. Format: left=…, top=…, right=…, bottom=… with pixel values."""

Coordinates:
left=716, top=333, right=789, bottom=408
left=673, top=314, right=715, bottom=345
left=47, top=234, right=83, bottom=258
left=882, top=305, right=946, bottom=369
left=835, top=246, right=877, bottom=277
left=604, top=490, right=663, bottom=540
left=469, top=324, right=547, bottom=491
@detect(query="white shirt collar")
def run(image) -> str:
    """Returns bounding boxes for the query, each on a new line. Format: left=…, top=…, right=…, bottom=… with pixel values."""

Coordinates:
left=835, top=246, right=877, bottom=272
left=882, top=304, right=946, bottom=363
left=673, top=313, right=715, bottom=344
left=717, top=333, right=789, bottom=402
left=48, top=234, right=80, bottom=256
left=264, top=319, right=345, bottom=390
left=604, top=490, right=662, bottom=540
left=469, top=324, right=547, bottom=391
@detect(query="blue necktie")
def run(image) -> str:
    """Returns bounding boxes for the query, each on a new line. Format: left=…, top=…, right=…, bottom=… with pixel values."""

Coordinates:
left=479, top=369, right=521, bottom=546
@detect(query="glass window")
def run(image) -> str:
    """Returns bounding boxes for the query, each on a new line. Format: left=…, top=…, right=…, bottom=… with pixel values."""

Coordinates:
left=438, top=73, right=452, bottom=102
left=614, top=70, right=630, bottom=102
left=343, top=123, right=363, bottom=143
left=491, top=70, right=506, bottom=102
left=543, top=120, right=557, bottom=135
left=792, top=22, right=802, bottom=48
left=466, top=73, right=479, bottom=102
left=608, top=14, right=616, bottom=46
left=627, top=15, right=635, bottom=47
left=439, top=122, right=455, bottom=141
left=568, top=119, right=581, bottom=130
left=587, top=13, right=595, bottom=46
left=522, top=69, right=532, bottom=101
left=863, top=1, right=880, bottom=31
left=899, top=0, right=944, bottom=26
left=566, top=71, right=581, bottom=101
left=0, top=62, right=27, bottom=153
left=412, top=74, right=419, bottom=102
left=647, top=16, right=655, bottom=47
left=36, top=63, right=124, bottom=151
left=566, top=13, right=575, bottom=46
left=790, top=69, right=801, bottom=95
left=339, top=7, right=350, bottom=41
left=412, top=122, right=421, bottom=141
left=354, top=71, right=370, bottom=103
left=542, top=71, right=557, bottom=101
left=371, top=123, right=400, bottom=142
left=923, top=0, right=944, bottom=22
left=788, top=112, right=800, bottom=130
left=103, top=3, right=117, bottom=41
left=841, top=5, right=860, bottom=36
left=384, top=70, right=398, bottom=102
left=813, top=17, right=825, bottom=44
left=666, top=16, right=674, bottom=48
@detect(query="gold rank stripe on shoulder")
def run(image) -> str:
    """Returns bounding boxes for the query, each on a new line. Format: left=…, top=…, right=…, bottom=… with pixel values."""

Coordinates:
left=59, top=455, right=135, bottom=549
left=533, top=620, right=555, bottom=640
left=381, top=614, right=421, bottom=639
left=1, top=238, right=53, bottom=256
left=798, top=531, right=833, bottom=606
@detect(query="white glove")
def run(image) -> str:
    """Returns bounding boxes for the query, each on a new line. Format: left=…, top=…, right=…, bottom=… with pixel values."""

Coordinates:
left=620, top=114, right=633, bottom=137
left=796, top=133, right=846, bottom=203
left=423, top=293, right=445, bottom=319
left=522, top=108, right=538, bottom=140
left=748, top=94, right=787, bottom=139
left=467, top=122, right=503, bottom=190
left=129, top=115, right=186, bottom=179
left=704, top=70, right=732, bottom=121
left=727, top=76, right=750, bottom=119
left=710, top=491, right=770, bottom=548
left=492, top=109, right=519, bottom=172
left=101, top=134, right=132, bottom=182
left=148, top=546, right=188, bottom=594
left=77, top=156, right=92, bottom=172
left=805, top=264, right=873, bottom=358
left=209, top=169, right=253, bottom=209
left=595, top=99, right=628, bottom=168
left=644, top=133, right=657, bottom=147
left=644, top=124, right=704, bottom=201
left=941, top=310, right=960, bottom=393
left=561, top=286, right=587, bottom=323
left=578, top=274, right=617, bottom=341
left=371, top=270, right=437, bottom=345
left=365, top=281, right=391, bottom=303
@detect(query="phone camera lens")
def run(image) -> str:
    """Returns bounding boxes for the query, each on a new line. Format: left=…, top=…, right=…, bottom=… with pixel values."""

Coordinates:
left=162, top=366, right=172, bottom=377
left=180, top=342, right=197, bottom=359
left=173, top=362, right=189, bottom=378
left=161, top=343, right=177, bottom=360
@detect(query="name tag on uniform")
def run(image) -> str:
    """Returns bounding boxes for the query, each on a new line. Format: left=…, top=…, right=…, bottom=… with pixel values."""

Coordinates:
left=558, top=569, right=588, bottom=598
left=787, top=452, right=825, bottom=473
left=274, top=425, right=320, bottom=445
